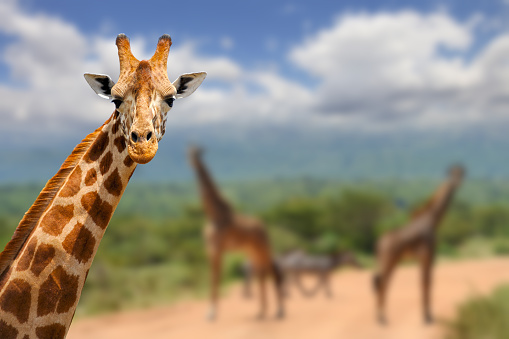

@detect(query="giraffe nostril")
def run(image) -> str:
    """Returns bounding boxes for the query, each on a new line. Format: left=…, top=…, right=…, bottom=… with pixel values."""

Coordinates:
left=131, top=131, right=139, bottom=143
left=146, top=132, right=152, bottom=141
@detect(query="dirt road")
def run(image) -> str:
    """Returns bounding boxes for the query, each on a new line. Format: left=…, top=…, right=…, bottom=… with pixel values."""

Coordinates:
left=67, top=257, right=509, bottom=339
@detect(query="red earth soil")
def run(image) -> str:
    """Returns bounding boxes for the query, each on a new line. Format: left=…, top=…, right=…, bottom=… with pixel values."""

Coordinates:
left=67, top=257, right=509, bottom=339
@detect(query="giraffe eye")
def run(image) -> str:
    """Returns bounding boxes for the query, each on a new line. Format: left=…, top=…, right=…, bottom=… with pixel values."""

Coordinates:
left=165, top=97, right=175, bottom=107
left=111, top=99, right=123, bottom=109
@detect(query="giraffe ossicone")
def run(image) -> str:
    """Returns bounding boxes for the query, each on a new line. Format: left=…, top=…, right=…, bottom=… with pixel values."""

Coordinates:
left=0, top=34, right=205, bottom=339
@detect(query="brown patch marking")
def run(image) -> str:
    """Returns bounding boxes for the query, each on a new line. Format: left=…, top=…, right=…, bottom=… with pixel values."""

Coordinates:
left=16, top=236, right=37, bottom=272
left=81, top=192, right=113, bottom=229
left=0, top=319, right=18, bottom=339
left=84, top=131, right=109, bottom=163
left=41, top=204, right=74, bottom=236
left=58, top=166, right=82, bottom=198
left=0, top=115, right=114, bottom=286
left=114, top=135, right=127, bottom=153
left=0, top=278, right=31, bottom=323
left=30, top=243, right=56, bottom=277
left=124, top=154, right=134, bottom=167
left=37, top=266, right=79, bottom=316
left=99, top=151, right=113, bottom=175
left=104, top=169, right=123, bottom=196
left=36, top=323, right=66, bottom=339
left=84, top=168, right=97, bottom=186
left=62, top=222, right=96, bottom=263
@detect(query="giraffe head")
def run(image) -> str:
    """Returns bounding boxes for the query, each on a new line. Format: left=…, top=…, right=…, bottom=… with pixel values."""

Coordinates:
left=188, top=144, right=203, bottom=158
left=448, top=164, right=465, bottom=186
left=187, top=144, right=205, bottom=168
left=84, top=34, right=206, bottom=164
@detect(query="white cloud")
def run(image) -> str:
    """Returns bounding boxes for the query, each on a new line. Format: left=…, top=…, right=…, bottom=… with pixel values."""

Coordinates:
left=166, top=42, right=241, bottom=82
left=0, top=0, right=245, bottom=135
left=0, top=0, right=101, bottom=125
left=0, top=0, right=312, bottom=136
left=1, top=2, right=509, bottom=141
left=288, top=10, right=509, bottom=130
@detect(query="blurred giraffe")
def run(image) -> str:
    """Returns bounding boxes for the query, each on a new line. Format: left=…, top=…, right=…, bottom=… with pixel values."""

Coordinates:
left=373, top=165, right=465, bottom=324
left=188, top=145, right=284, bottom=320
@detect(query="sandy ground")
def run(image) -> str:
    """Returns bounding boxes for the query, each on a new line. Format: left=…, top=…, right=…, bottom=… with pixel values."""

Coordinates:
left=67, top=257, right=509, bottom=339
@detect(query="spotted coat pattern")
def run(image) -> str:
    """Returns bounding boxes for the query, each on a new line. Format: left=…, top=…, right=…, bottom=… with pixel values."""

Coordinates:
left=0, top=114, right=136, bottom=338
left=0, top=32, right=205, bottom=338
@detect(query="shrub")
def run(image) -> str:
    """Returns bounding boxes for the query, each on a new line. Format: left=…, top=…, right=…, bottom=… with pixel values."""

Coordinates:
left=444, top=285, right=509, bottom=339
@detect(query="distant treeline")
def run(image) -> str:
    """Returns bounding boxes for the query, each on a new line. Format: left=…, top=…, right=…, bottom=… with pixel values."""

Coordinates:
left=1, top=178, right=509, bottom=315
left=2, top=177, right=509, bottom=218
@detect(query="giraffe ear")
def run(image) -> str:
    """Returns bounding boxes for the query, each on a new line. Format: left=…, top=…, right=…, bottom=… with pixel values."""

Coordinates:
left=84, top=73, right=115, bottom=99
left=172, top=72, right=207, bottom=99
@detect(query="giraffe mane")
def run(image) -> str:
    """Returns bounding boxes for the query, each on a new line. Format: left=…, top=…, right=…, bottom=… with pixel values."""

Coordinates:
left=0, top=114, right=113, bottom=280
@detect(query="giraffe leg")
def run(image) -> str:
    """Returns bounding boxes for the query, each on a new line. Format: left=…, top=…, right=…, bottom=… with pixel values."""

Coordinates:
left=207, top=250, right=222, bottom=321
left=420, top=244, right=435, bottom=324
left=271, top=261, right=285, bottom=319
left=256, top=269, right=268, bottom=320
left=375, top=256, right=398, bottom=325
left=243, top=262, right=253, bottom=299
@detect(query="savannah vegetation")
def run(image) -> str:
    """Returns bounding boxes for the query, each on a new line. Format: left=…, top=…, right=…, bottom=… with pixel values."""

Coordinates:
left=1, top=178, right=509, bottom=317
left=444, top=285, right=509, bottom=339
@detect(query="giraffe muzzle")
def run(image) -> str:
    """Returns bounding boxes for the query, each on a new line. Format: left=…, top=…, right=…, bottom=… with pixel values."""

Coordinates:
left=127, top=128, right=158, bottom=164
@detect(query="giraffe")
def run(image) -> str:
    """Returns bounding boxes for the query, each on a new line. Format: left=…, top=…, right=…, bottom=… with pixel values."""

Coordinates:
left=187, top=145, right=285, bottom=320
left=373, top=165, right=465, bottom=325
left=0, top=34, right=206, bottom=339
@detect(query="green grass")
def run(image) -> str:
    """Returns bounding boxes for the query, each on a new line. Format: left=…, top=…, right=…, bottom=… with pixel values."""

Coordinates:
left=444, top=285, right=509, bottom=339
left=76, top=262, right=208, bottom=317
left=76, top=253, right=247, bottom=318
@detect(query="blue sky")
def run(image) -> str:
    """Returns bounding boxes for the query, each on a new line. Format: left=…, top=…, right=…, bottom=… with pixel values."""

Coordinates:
left=16, top=0, right=508, bottom=60
left=11, top=0, right=509, bottom=76
left=1, top=0, right=509, bottom=181
left=1, top=0, right=509, bottom=138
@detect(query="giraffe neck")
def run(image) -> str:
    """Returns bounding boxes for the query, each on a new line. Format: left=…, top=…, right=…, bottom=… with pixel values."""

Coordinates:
left=428, top=179, right=457, bottom=228
left=190, top=155, right=233, bottom=227
left=0, top=111, right=136, bottom=339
